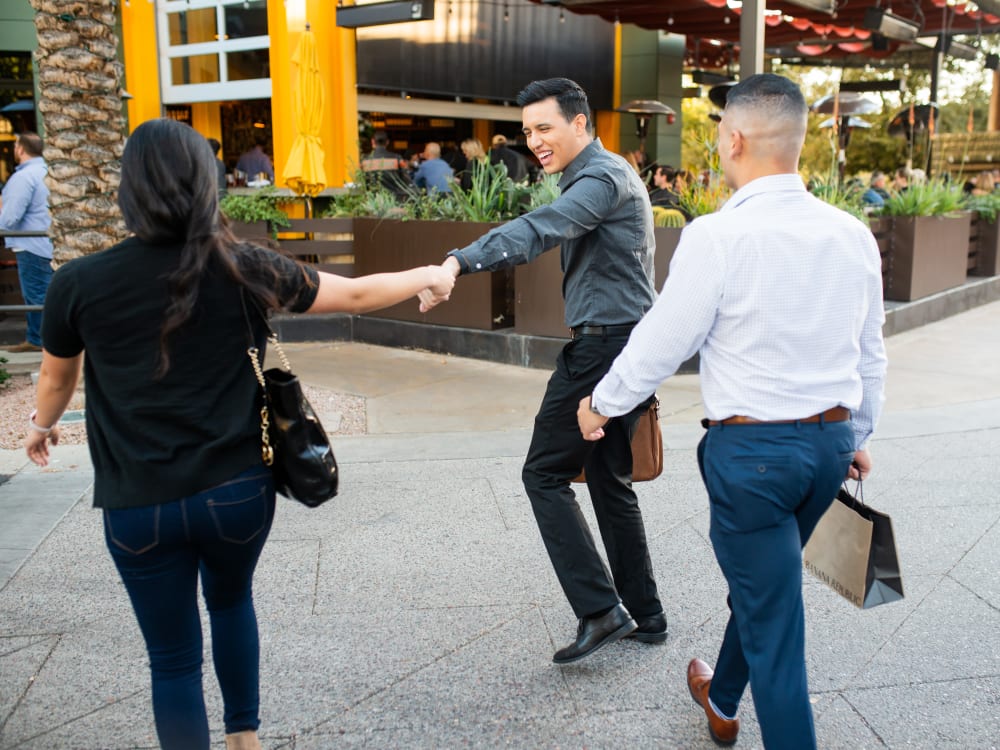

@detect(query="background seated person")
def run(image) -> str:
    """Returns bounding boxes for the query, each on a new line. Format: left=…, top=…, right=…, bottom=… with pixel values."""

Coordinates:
left=862, top=170, right=889, bottom=207
left=413, top=142, right=454, bottom=195
left=362, top=130, right=410, bottom=196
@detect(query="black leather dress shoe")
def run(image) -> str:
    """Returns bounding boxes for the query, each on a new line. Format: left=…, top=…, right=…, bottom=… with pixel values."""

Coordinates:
left=625, top=612, right=668, bottom=644
left=552, top=603, right=636, bottom=664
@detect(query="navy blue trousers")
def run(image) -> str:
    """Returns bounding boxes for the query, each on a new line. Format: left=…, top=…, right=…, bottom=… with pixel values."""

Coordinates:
left=15, top=250, right=52, bottom=346
left=103, top=465, right=275, bottom=749
left=698, top=419, right=855, bottom=750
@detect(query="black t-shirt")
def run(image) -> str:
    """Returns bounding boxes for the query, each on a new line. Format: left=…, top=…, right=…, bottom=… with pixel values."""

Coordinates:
left=42, top=237, right=320, bottom=509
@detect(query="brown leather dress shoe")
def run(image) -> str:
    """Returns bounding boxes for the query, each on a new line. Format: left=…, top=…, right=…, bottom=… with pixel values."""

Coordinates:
left=687, top=658, right=739, bottom=745
left=6, top=341, right=42, bottom=353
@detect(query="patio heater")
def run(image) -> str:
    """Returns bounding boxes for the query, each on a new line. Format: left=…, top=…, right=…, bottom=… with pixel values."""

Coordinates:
left=614, top=99, right=676, bottom=166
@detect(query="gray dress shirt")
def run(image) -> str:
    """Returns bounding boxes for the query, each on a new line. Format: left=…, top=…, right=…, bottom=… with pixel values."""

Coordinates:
left=448, top=139, right=656, bottom=328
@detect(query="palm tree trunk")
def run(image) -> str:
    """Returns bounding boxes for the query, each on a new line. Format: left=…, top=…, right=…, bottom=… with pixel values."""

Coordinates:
left=30, top=0, right=128, bottom=263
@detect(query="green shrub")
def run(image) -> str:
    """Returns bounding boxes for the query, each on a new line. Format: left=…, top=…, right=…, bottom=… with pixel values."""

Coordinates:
left=323, top=163, right=559, bottom=223
left=809, top=175, right=868, bottom=223
left=968, top=191, right=1000, bottom=224
left=441, top=160, right=529, bottom=223
left=879, top=179, right=968, bottom=217
left=220, top=187, right=292, bottom=230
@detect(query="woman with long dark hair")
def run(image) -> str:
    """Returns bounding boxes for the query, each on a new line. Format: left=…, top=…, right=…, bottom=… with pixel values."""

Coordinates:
left=24, top=118, right=453, bottom=750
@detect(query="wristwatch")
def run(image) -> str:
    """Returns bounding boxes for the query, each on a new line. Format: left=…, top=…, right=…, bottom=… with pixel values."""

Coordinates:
left=589, top=394, right=603, bottom=416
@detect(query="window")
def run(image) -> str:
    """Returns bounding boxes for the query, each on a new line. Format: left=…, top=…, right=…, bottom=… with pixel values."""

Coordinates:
left=158, top=0, right=271, bottom=104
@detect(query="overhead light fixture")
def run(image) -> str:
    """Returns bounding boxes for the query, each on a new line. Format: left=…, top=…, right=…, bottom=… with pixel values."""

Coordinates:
left=839, top=79, right=902, bottom=93
left=863, top=7, right=920, bottom=43
left=336, top=1, right=434, bottom=28
left=783, top=0, right=835, bottom=14
left=938, top=37, right=979, bottom=61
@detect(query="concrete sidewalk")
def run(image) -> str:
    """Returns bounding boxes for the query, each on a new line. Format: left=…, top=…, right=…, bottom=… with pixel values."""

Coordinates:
left=1, top=302, right=999, bottom=749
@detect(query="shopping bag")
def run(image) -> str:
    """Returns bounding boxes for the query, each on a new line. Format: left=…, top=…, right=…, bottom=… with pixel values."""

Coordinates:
left=803, top=483, right=904, bottom=609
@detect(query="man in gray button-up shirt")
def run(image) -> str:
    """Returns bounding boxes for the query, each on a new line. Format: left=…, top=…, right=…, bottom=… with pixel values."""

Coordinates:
left=424, top=78, right=665, bottom=664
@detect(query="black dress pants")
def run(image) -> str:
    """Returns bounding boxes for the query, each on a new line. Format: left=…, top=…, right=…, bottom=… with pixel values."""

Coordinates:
left=521, top=334, right=662, bottom=620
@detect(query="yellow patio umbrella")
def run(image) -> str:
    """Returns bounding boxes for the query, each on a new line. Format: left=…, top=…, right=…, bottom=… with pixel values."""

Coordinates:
left=284, top=23, right=327, bottom=200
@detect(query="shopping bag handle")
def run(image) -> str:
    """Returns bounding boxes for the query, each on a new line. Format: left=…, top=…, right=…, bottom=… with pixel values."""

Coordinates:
left=840, top=476, right=864, bottom=508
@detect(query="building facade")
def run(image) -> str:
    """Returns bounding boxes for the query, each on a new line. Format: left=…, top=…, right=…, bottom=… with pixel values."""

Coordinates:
left=2, top=0, right=684, bottom=191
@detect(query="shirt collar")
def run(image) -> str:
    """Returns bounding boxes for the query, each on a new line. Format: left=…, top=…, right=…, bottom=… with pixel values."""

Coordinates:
left=559, top=138, right=601, bottom=187
left=14, top=156, right=44, bottom=172
left=721, top=173, right=806, bottom=212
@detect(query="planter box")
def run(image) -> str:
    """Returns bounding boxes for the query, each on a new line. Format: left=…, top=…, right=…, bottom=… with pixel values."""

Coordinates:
left=276, top=217, right=355, bottom=277
left=353, top=218, right=510, bottom=330
left=514, top=226, right=683, bottom=338
left=969, top=212, right=1000, bottom=277
left=881, top=213, right=972, bottom=302
left=229, top=220, right=270, bottom=241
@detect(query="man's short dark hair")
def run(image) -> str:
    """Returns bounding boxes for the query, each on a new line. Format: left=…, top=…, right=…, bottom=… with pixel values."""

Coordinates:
left=516, top=78, right=591, bottom=130
left=17, top=132, right=43, bottom=158
left=373, top=130, right=390, bottom=147
left=207, top=137, right=221, bottom=155
left=724, top=73, right=807, bottom=121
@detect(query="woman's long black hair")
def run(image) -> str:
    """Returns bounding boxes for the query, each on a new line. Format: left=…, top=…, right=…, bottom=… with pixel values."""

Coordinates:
left=118, top=119, right=282, bottom=377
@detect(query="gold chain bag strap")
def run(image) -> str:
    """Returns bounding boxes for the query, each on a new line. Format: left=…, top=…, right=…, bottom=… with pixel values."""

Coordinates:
left=241, top=290, right=339, bottom=507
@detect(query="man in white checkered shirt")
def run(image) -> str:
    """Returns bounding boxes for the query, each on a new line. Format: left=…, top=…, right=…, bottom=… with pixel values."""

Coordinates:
left=578, top=73, right=887, bottom=750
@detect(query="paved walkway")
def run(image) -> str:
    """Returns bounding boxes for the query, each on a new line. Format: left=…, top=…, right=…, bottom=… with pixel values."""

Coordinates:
left=1, top=301, right=999, bottom=749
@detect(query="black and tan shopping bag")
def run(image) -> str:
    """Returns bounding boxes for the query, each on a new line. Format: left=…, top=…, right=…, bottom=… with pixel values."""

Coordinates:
left=803, top=482, right=904, bottom=609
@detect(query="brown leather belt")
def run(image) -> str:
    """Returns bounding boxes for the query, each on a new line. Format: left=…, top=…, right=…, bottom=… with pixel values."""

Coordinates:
left=706, top=406, right=850, bottom=427
left=570, top=324, right=637, bottom=339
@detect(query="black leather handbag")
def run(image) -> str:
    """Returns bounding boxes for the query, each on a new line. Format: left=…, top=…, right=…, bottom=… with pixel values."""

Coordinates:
left=243, top=293, right=338, bottom=507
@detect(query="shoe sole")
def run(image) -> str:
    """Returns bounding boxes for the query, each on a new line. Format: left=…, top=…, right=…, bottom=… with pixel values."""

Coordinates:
left=626, top=629, right=668, bottom=644
left=552, top=619, right=637, bottom=665
left=687, top=682, right=737, bottom=746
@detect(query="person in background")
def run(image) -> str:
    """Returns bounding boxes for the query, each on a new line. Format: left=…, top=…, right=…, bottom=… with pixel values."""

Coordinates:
left=862, top=170, right=889, bottom=207
left=207, top=137, right=227, bottom=196
left=24, top=118, right=453, bottom=750
left=413, top=142, right=454, bottom=194
left=969, top=169, right=998, bottom=196
left=235, top=135, right=274, bottom=184
left=457, top=138, right=488, bottom=191
left=361, top=130, right=410, bottom=197
left=421, top=78, right=666, bottom=665
left=489, top=134, right=529, bottom=183
left=891, top=167, right=909, bottom=192
left=577, top=73, right=886, bottom=750
left=648, top=165, right=681, bottom=208
left=0, top=132, right=53, bottom=353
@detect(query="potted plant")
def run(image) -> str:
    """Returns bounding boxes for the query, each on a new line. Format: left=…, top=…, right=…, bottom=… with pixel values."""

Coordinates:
left=220, top=186, right=293, bottom=239
left=876, top=179, right=971, bottom=301
left=966, top=191, right=1000, bottom=277
left=342, top=165, right=560, bottom=331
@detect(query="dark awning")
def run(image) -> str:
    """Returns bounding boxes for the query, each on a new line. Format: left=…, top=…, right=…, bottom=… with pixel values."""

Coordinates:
left=529, top=0, right=1000, bottom=68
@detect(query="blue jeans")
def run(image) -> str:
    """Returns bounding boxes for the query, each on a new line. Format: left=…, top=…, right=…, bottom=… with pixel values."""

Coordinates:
left=15, top=250, right=52, bottom=346
left=104, top=465, right=275, bottom=750
left=697, top=420, right=856, bottom=750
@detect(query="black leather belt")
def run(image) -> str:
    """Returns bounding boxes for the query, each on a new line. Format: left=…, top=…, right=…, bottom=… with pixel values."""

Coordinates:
left=570, top=324, right=637, bottom=339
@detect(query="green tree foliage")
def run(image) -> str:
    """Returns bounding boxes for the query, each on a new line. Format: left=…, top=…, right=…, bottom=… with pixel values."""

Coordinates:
left=680, top=55, right=996, bottom=183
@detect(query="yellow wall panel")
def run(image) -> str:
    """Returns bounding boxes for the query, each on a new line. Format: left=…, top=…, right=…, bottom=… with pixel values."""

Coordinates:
left=121, top=0, right=162, bottom=131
